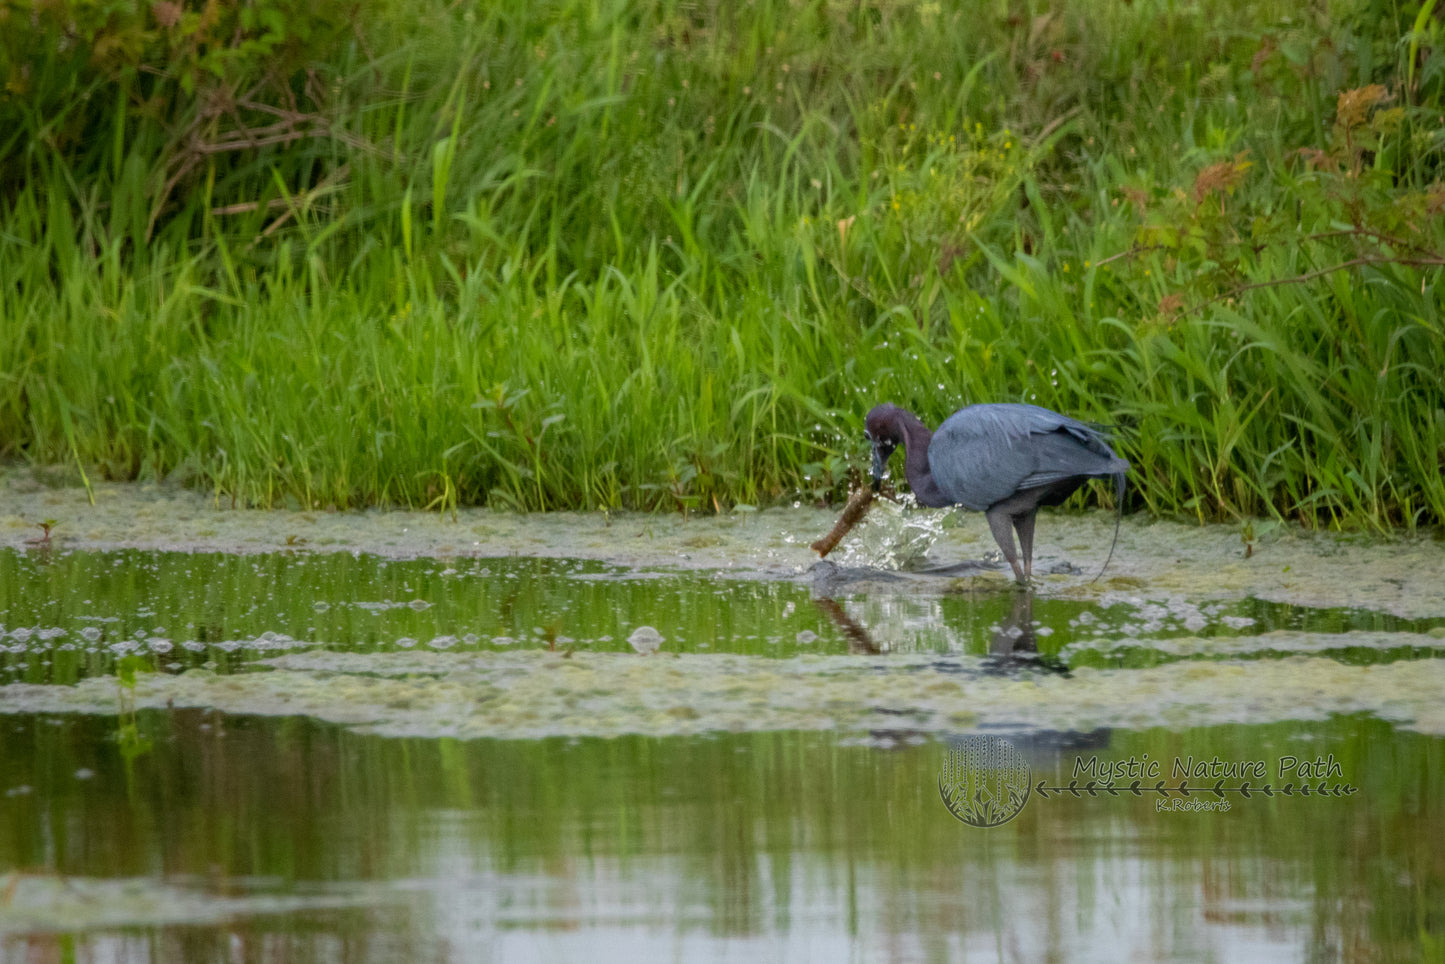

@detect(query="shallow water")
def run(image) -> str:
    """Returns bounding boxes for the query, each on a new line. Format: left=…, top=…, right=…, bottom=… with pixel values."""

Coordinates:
left=1, top=479, right=1443, bottom=961
left=3, top=549, right=1442, bottom=685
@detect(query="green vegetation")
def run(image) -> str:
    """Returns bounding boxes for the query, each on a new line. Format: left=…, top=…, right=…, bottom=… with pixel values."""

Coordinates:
left=2, top=0, right=1443, bottom=525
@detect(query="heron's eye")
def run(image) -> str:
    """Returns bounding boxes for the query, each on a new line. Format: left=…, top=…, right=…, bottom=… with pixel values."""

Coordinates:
left=863, top=430, right=873, bottom=442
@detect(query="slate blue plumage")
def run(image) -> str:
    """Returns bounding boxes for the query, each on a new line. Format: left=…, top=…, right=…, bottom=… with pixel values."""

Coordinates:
left=865, top=402, right=1129, bottom=581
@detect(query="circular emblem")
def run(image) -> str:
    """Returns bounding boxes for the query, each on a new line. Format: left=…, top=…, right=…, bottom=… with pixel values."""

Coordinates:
left=939, top=736, right=1032, bottom=827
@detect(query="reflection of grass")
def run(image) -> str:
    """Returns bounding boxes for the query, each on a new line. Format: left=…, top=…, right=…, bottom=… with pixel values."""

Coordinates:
left=114, top=654, right=154, bottom=788
left=0, top=550, right=840, bottom=684
left=2, top=1, right=1444, bottom=527
left=0, top=609, right=1437, bottom=963
left=0, top=715, right=1441, bottom=955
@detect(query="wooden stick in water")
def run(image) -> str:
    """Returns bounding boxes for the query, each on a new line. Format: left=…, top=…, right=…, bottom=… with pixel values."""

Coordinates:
left=811, top=487, right=875, bottom=557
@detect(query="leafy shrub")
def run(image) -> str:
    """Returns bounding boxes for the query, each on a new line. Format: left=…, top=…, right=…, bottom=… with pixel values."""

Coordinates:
left=0, top=0, right=356, bottom=220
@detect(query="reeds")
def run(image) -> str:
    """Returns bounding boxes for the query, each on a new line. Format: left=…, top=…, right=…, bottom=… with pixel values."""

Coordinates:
left=2, top=0, right=1441, bottom=526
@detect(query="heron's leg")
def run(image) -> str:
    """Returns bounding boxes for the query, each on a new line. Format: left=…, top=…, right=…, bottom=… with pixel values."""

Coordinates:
left=985, top=506, right=1026, bottom=582
left=1014, top=510, right=1038, bottom=580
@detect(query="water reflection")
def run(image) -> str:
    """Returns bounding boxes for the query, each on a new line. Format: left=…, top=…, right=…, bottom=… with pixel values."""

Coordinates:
left=985, top=590, right=1039, bottom=658
left=0, top=712, right=1439, bottom=961
left=811, top=596, right=879, bottom=654
left=814, top=588, right=1070, bottom=676
left=2, top=548, right=1442, bottom=685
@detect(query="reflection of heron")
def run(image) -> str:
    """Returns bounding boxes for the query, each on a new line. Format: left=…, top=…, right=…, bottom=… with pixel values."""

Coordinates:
left=989, top=590, right=1037, bottom=657
left=1008, top=727, right=1114, bottom=755
left=980, top=591, right=1069, bottom=677
left=809, top=568, right=1067, bottom=675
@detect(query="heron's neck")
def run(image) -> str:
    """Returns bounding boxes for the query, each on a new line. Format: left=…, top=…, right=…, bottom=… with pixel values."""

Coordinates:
left=894, top=410, right=949, bottom=508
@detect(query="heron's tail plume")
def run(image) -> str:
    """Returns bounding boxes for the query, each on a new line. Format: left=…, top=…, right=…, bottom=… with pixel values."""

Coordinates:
left=1092, top=461, right=1128, bottom=584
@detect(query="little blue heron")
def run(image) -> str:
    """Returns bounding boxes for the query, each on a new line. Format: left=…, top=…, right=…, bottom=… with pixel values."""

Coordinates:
left=865, top=402, right=1129, bottom=582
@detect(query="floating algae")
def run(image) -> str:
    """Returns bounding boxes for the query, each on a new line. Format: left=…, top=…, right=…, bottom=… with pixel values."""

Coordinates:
left=1063, top=629, right=1445, bottom=667
left=4, top=648, right=1445, bottom=740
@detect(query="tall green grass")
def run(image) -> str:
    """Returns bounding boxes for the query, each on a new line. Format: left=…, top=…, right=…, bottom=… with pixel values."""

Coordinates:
left=1, top=0, right=1442, bottom=525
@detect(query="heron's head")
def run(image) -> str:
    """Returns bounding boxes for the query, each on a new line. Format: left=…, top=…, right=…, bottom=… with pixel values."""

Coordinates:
left=864, top=403, right=902, bottom=491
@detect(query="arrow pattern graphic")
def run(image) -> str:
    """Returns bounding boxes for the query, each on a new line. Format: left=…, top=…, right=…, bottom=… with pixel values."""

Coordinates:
left=1034, top=779, right=1359, bottom=799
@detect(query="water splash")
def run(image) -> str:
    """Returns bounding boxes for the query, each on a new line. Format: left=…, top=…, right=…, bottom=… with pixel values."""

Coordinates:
left=834, top=498, right=951, bottom=570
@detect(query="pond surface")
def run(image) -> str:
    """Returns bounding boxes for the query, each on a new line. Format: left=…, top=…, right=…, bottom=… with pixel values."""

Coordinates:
left=3, top=713, right=1441, bottom=962
left=3, top=549, right=1442, bottom=683
left=1, top=480, right=1443, bottom=961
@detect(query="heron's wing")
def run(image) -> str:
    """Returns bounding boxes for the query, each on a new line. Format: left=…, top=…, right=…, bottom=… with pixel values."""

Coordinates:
left=1014, top=429, right=1127, bottom=489
left=929, top=404, right=1122, bottom=510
